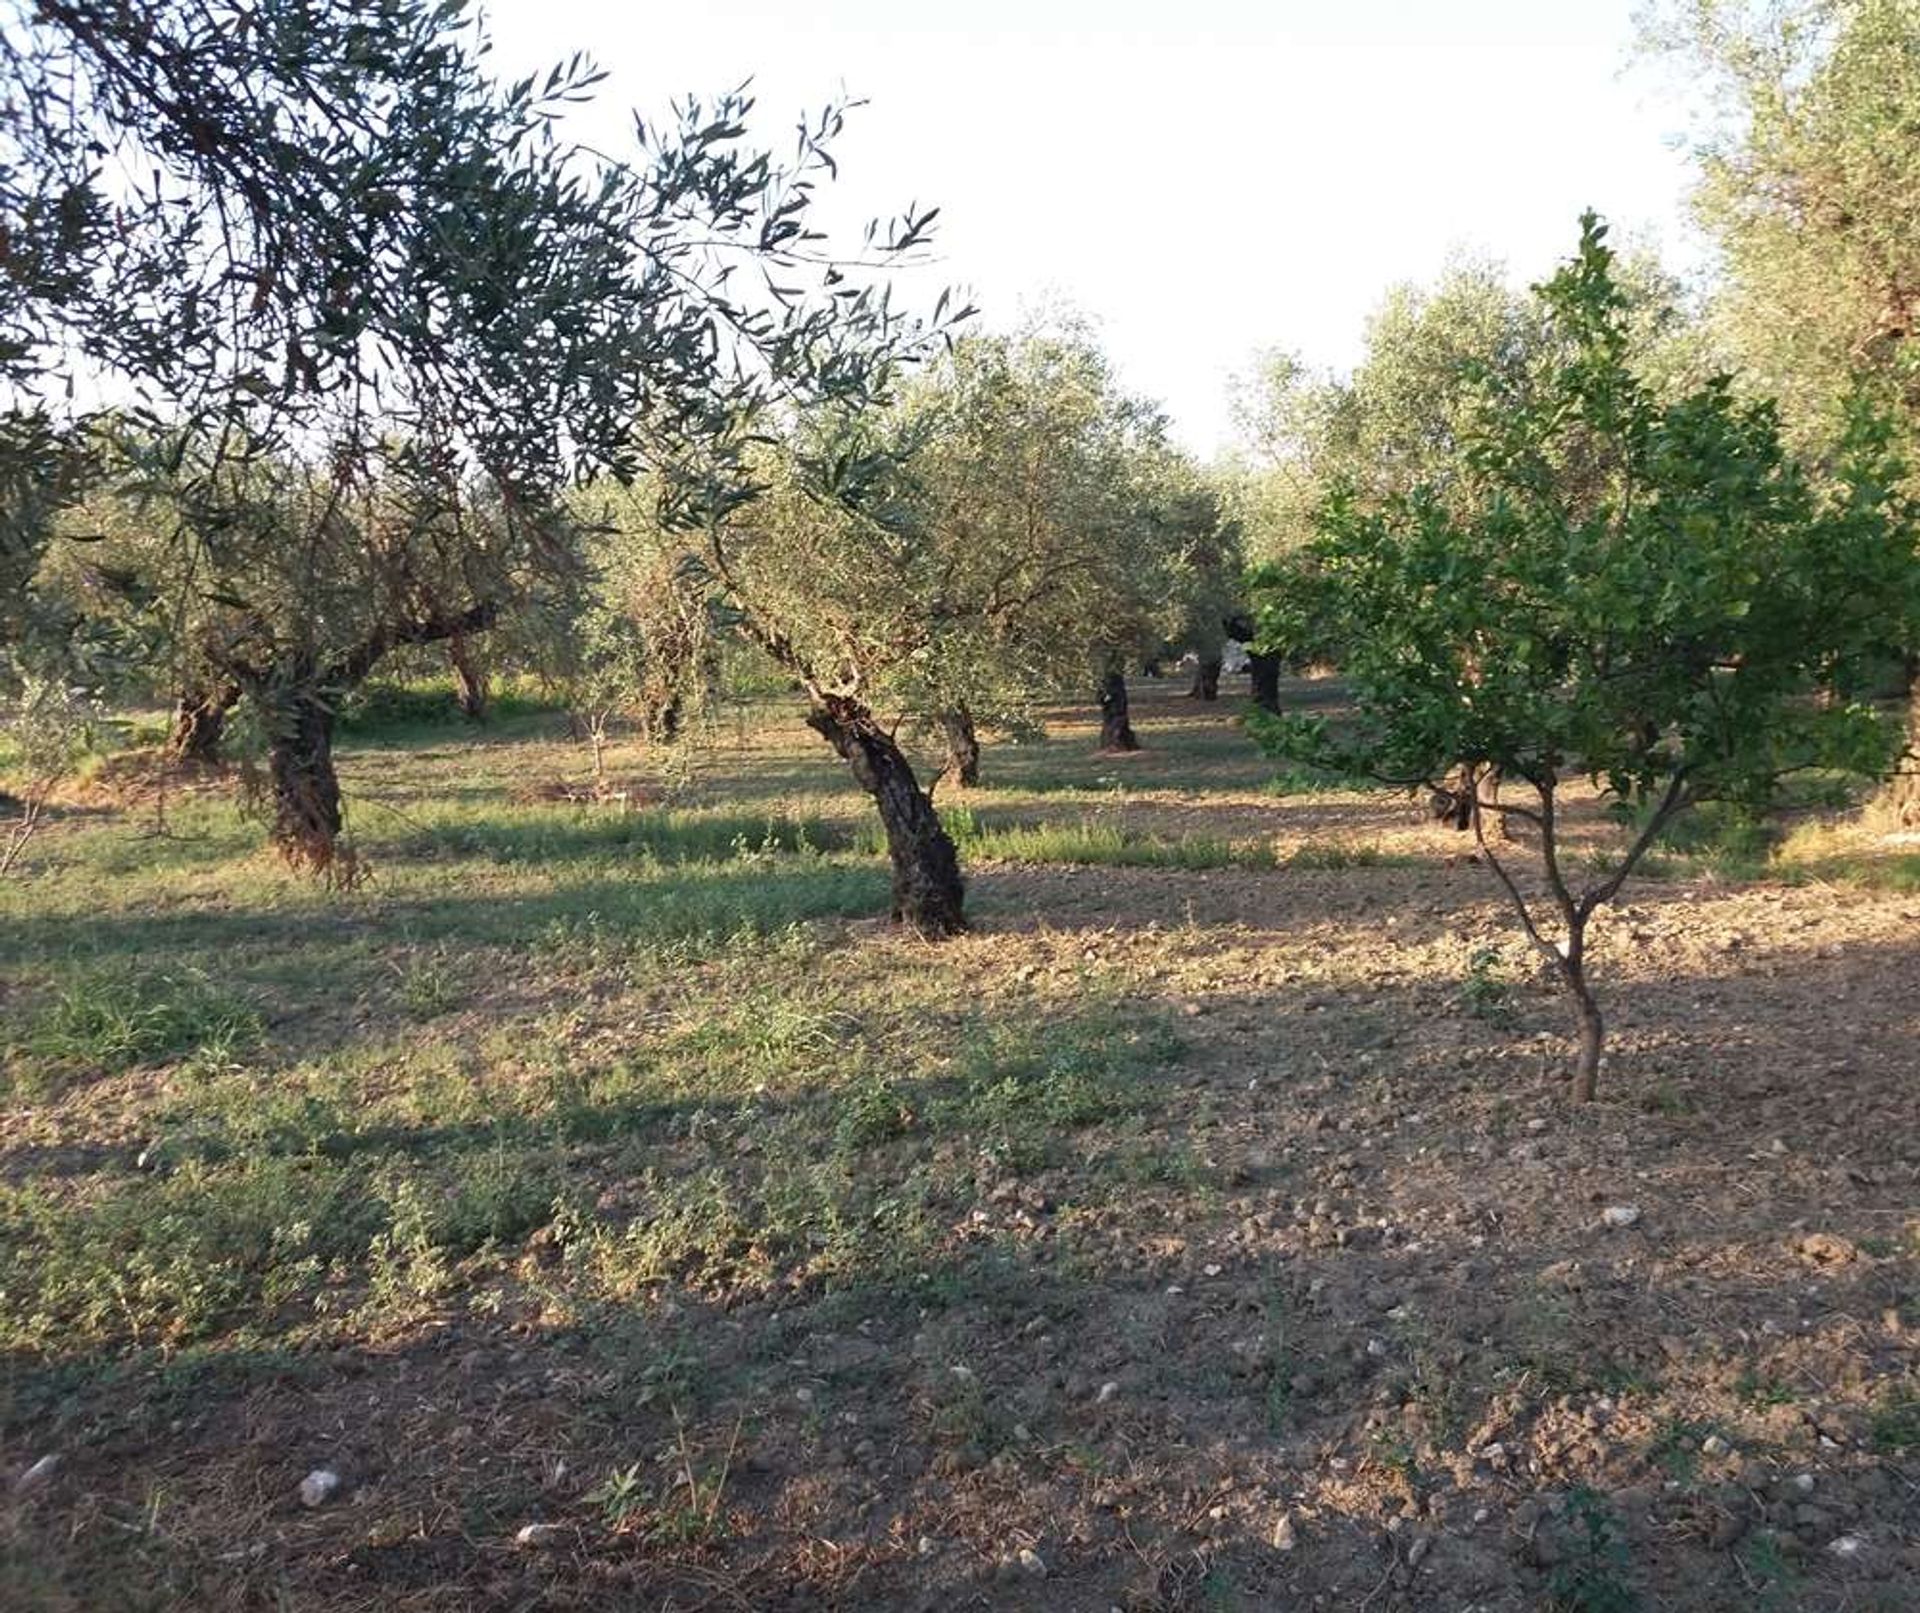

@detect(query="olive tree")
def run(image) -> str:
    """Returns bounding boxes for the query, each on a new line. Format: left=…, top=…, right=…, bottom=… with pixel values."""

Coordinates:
left=1254, top=217, right=1917, bottom=1102
left=6, top=0, right=953, bottom=867
left=887, top=329, right=1198, bottom=765
left=1646, top=0, right=1920, bottom=822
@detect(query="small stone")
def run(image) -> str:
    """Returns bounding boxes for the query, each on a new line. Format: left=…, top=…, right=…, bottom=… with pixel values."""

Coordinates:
left=1017, top=1547, right=1047, bottom=1578
left=1600, top=1205, right=1642, bottom=1230
left=515, top=1522, right=567, bottom=1549
left=1701, top=1434, right=1732, bottom=1459
left=15, top=1454, right=61, bottom=1492
left=1272, top=1511, right=1299, bottom=1551
left=298, top=1468, right=342, bottom=1508
left=917, top=1536, right=937, bottom=1557
left=1827, top=1534, right=1864, bottom=1557
left=1095, top=1380, right=1120, bottom=1404
left=1406, top=1533, right=1432, bottom=1568
left=1478, top=1441, right=1509, bottom=1469
left=1709, top=1510, right=1751, bottom=1549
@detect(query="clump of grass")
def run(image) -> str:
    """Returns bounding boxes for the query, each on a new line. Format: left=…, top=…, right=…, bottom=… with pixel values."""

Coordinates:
left=1870, top=1385, right=1920, bottom=1453
left=0, top=1158, right=381, bottom=1352
left=941, top=811, right=1277, bottom=870
left=1262, top=762, right=1369, bottom=796
left=836, top=1076, right=915, bottom=1148
left=958, top=1009, right=1182, bottom=1170
left=1281, top=839, right=1396, bottom=870
left=22, top=968, right=262, bottom=1079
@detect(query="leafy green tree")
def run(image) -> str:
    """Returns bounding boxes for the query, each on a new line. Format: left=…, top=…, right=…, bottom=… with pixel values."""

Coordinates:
left=1646, top=0, right=1920, bottom=821
left=1254, top=217, right=1917, bottom=1101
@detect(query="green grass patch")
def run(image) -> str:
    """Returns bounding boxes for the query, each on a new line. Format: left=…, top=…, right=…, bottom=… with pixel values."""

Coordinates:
left=14, top=968, right=262, bottom=1091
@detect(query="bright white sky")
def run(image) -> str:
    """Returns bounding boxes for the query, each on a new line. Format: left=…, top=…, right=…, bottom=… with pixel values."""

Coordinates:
left=484, top=0, right=1705, bottom=457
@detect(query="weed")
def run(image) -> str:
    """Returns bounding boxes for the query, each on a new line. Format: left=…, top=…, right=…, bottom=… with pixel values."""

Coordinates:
left=836, top=1076, right=915, bottom=1148
left=1734, top=1368, right=1796, bottom=1408
left=1547, top=1485, right=1638, bottom=1613
left=1281, top=839, right=1396, bottom=870
left=1736, top=1532, right=1802, bottom=1611
left=393, top=945, right=465, bottom=1017
left=1647, top=1417, right=1714, bottom=1487
left=585, top=1463, right=650, bottom=1532
left=1458, top=945, right=1514, bottom=1021
left=1869, top=1386, right=1920, bottom=1453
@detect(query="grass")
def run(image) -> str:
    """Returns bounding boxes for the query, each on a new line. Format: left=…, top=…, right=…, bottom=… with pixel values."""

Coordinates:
left=2, top=677, right=1915, bottom=1612
left=11, top=968, right=263, bottom=1094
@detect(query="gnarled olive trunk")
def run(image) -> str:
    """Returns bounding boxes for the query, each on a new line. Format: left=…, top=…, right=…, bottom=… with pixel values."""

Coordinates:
left=940, top=706, right=980, bottom=788
left=447, top=633, right=488, bottom=721
left=1248, top=651, right=1281, bottom=714
left=1098, top=668, right=1139, bottom=752
left=264, top=680, right=345, bottom=874
left=1188, top=656, right=1222, bottom=701
left=808, top=695, right=965, bottom=937
left=166, top=682, right=240, bottom=763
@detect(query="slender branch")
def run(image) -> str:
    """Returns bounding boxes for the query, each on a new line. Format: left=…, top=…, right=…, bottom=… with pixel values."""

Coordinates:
left=1471, top=783, right=1558, bottom=963
left=1578, top=767, right=1693, bottom=919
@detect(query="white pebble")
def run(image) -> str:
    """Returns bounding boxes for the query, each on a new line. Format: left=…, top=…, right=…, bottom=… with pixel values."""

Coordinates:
left=298, top=1468, right=341, bottom=1508
left=1601, top=1205, right=1642, bottom=1230
left=515, top=1522, right=568, bottom=1548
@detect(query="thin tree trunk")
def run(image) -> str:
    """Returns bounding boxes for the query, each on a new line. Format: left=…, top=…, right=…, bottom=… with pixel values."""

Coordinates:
left=940, top=706, right=980, bottom=788
left=808, top=694, right=965, bottom=937
left=447, top=634, right=488, bottom=721
left=1188, top=656, right=1222, bottom=701
left=1563, top=954, right=1604, bottom=1105
left=166, top=682, right=241, bottom=763
left=1098, top=669, right=1139, bottom=752
left=265, top=682, right=345, bottom=875
left=1248, top=651, right=1281, bottom=714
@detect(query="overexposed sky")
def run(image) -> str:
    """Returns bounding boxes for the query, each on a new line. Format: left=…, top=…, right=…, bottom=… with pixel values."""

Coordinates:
left=485, top=0, right=1705, bottom=456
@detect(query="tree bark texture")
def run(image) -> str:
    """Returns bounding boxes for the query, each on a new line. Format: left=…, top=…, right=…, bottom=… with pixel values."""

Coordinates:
left=265, top=682, right=345, bottom=876
left=166, top=682, right=240, bottom=763
left=1247, top=651, right=1281, bottom=714
left=1563, top=956, right=1604, bottom=1105
left=1188, top=656, right=1222, bottom=701
left=1098, top=669, right=1139, bottom=752
left=940, top=706, right=981, bottom=788
left=448, top=633, right=489, bottom=721
left=807, top=695, right=966, bottom=936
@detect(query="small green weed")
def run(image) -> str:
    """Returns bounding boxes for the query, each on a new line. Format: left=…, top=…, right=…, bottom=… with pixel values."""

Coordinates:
left=1869, top=1386, right=1920, bottom=1452
left=1458, top=945, right=1514, bottom=1021
left=836, top=1076, right=915, bottom=1148
left=1547, top=1485, right=1638, bottom=1613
